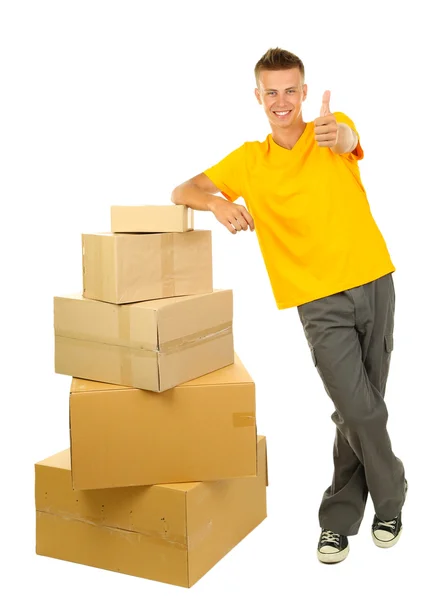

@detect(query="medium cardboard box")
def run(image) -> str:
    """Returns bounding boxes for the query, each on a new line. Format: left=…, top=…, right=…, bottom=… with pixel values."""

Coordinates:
left=69, top=353, right=256, bottom=490
left=111, top=204, right=194, bottom=233
left=82, top=229, right=212, bottom=304
left=35, top=436, right=267, bottom=588
left=54, top=289, right=233, bottom=392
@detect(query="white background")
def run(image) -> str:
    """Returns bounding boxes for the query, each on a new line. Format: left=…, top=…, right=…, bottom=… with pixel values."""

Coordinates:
left=1, top=0, right=434, bottom=597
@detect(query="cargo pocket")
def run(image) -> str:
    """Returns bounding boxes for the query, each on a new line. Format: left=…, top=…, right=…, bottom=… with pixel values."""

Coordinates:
left=381, top=332, right=394, bottom=394
left=384, top=333, right=394, bottom=353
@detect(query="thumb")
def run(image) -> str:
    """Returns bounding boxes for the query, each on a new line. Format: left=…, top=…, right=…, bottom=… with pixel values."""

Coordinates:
left=320, top=90, right=331, bottom=117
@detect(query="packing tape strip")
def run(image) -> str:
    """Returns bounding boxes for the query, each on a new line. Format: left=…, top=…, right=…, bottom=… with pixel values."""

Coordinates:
left=159, top=322, right=232, bottom=354
left=160, top=234, right=175, bottom=298
left=232, top=412, right=256, bottom=427
left=56, top=322, right=232, bottom=355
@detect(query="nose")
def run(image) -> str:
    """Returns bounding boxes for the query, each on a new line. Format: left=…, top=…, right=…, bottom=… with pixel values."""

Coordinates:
left=275, top=92, right=289, bottom=107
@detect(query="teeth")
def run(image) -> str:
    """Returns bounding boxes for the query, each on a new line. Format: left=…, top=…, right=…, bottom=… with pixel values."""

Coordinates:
left=275, top=111, right=290, bottom=115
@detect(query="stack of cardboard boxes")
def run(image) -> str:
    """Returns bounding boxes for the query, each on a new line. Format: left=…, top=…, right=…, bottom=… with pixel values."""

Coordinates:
left=35, top=205, right=268, bottom=588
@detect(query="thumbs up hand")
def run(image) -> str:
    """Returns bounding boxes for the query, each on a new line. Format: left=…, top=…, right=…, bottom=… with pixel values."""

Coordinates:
left=314, top=90, right=339, bottom=147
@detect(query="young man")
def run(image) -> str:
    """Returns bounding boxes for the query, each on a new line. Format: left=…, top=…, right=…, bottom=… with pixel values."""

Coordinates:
left=171, top=48, right=407, bottom=564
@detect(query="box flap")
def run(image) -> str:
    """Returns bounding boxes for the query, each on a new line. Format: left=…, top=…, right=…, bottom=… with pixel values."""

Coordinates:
left=70, top=378, right=132, bottom=394
left=54, top=294, right=159, bottom=350
left=35, top=449, right=71, bottom=470
left=156, top=289, right=233, bottom=348
left=36, top=448, right=202, bottom=492
left=180, top=353, right=252, bottom=387
left=70, top=351, right=250, bottom=394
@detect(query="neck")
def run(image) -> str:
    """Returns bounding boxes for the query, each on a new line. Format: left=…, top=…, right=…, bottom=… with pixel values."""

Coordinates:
left=271, top=117, right=307, bottom=150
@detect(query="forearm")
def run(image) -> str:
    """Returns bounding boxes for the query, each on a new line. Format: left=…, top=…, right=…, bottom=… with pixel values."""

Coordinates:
left=171, top=182, right=223, bottom=212
left=331, top=123, right=358, bottom=154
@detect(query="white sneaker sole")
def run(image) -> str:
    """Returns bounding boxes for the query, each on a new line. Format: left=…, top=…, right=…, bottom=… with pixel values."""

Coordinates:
left=372, top=527, right=403, bottom=548
left=317, top=545, right=349, bottom=564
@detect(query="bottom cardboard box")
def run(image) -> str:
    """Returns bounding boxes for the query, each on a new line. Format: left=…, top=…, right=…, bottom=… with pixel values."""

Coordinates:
left=35, top=436, right=268, bottom=588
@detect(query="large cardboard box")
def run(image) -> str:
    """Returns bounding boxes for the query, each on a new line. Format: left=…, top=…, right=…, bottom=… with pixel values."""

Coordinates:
left=35, top=436, right=267, bottom=588
left=54, top=289, right=233, bottom=392
left=111, top=204, right=194, bottom=233
left=82, top=229, right=212, bottom=304
left=69, top=354, right=256, bottom=490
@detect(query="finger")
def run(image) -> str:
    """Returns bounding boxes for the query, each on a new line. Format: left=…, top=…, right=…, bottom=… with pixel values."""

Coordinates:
left=314, top=124, right=334, bottom=135
left=314, top=115, right=335, bottom=126
left=239, top=219, right=248, bottom=231
left=233, top=212, right=248, bottom=230
left=240, top=207, right=255, bottom=231
left=320, top=90, right=331, bottom=117
left=219, top=217, right=236, bottom=234
left=315, top=133, right=337, bottom=142
left=230, top=217, right=242, bottom=231
left=233, top=212, right=249, bottom=231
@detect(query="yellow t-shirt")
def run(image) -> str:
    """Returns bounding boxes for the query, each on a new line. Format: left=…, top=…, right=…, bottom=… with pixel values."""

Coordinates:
left=203, top=112, right=395, bottom=309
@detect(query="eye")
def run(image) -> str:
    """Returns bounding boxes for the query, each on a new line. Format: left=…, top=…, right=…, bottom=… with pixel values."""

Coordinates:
left=287, top=90, right=296, bottom=94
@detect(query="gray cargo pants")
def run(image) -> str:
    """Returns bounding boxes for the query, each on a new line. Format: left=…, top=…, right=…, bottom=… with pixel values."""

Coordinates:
left=297, top=272, right=406, bottom=536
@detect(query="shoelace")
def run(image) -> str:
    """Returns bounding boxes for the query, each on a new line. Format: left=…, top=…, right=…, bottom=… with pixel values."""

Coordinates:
left=321, top=530, right=341, bottom=545
left=375, top=517, right=397, bottom=530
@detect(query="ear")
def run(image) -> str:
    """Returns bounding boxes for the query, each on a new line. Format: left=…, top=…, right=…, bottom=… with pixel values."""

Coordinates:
left=254, top=88, right=262, bottom=105
left=302, top=83, right=308, bottom=102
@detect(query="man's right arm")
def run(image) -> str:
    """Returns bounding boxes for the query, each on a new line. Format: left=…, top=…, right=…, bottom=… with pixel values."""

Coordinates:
left=171, top=173, right=254, bottom=234
left=171, top=173, right=222, bottom=212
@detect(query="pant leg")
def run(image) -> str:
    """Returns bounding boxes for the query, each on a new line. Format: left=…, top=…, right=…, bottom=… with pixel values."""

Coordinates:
left=319, top=428, right=368, bottom=536
left=355, top=272, right=405, bottom=519
left=297, top=273, right=405, bottom=536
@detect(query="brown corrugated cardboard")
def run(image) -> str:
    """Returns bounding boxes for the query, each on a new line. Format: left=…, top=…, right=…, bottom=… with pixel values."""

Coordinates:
left=35, top=436, right=267, bottom=588
left=111, top=204, right=194, bottom=233
left=69, top=353, right=256, bottom=490
left=54, top=289, right=233, bottom=392
left=82, top=229, right=212, bottom=304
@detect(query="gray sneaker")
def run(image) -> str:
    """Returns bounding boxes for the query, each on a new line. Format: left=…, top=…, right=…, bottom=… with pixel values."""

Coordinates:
left=372, top=479, right=408, bottom=548
left=317, top=529, right=349, bottom=563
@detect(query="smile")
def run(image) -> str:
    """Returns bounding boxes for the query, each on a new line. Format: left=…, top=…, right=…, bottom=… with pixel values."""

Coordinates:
left=273, top=110, right=291, bottom=118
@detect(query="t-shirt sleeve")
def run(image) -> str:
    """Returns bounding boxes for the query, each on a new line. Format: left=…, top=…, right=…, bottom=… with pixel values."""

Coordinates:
left=203, top=143, right=245, bottom=202
left=334, top=112, right=364, bottom=161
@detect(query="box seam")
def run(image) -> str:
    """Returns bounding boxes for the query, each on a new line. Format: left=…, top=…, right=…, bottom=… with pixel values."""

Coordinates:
left=70, top=381, right=254, bottom=395
left=35, top=509, right=188, bottom=549
left=185, top=491, right=190, bottom=586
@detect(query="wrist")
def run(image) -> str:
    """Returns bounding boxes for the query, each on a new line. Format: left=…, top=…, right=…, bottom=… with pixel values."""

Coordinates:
left=333, top=123, right=357, bottom=154
left=207, top=195, right=224, bottom=212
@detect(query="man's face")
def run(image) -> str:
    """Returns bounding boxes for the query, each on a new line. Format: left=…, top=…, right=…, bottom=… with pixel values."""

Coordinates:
left=255, top=68, right=307, bottom=128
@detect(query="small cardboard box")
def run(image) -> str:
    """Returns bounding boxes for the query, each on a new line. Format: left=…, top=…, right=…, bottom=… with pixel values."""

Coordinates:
left=35, top=436, right=267, bottom=588
left=111, top=204, right=194, bottom=233
left=54, top=289, right=234, bottom=392
left=69, top=353, right=256, bottom=490
left=82, top=229, right=212, bottom=304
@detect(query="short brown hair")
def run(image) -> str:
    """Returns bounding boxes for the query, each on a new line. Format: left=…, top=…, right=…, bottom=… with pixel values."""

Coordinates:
left=254, top=48, right=305, bottom=86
